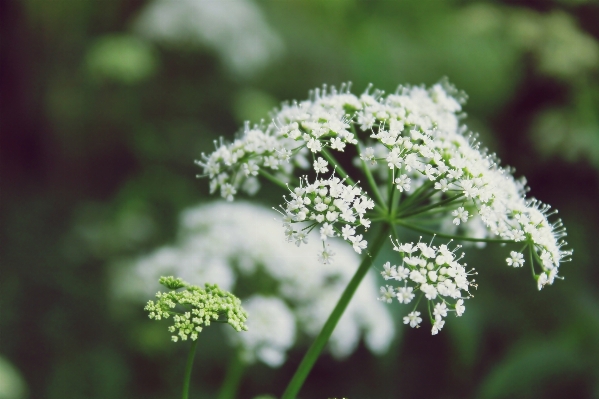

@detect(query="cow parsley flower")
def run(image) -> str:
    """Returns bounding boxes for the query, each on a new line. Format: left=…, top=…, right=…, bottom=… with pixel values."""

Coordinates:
left=382, top=237, right=475, bottom=335
left=197, top=80, right=572, bottom=340
left=277, top=173, right=374, bottom=260
left=403, top=311, right=422, bottom=328
left=144, top=276, right=248, bottom=342
left=506, top=251, right=525, bottom=267
left=228, top=295, right=295, bottom=367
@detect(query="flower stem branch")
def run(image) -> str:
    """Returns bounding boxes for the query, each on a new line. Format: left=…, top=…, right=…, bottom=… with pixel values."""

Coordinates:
left=399, top=193, right=465, bottom=218
left=395, top=180, right=434, bottom=212
left=357, top=146, right=387, bottom=210
left=528, top=244, right=536, bottom=277
left=182, top=339, right=199, bottom=399
left=395, top=219, right=516, bottom=243
left=281, top=224, right=391, bottom=399
left=258, top=169, right=290, bottom=190
left=320, top=148, right=356, bottom=186
left=217, top=352, right=245, bottom=399
left=387, top=169, right=396, bottom=215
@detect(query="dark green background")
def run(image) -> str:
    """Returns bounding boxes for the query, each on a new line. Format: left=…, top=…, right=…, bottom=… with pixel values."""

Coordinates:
left=2, top=0, right=599, bottom=398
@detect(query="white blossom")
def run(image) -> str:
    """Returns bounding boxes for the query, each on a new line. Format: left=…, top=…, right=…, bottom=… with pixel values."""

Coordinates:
left=396, top=286, right=415, bottom=304
left=382, top=237, right=474, bottom=335
left=313, top=157, right=329, bottom=174
left=506, top=251, right=525, bottom=268
left=278, top=174, right=373, bottom=261
left=403, top=311, right=422, bottom=328
left=197, top=80, right=572, bottom=339
left=455, top=299, right=465, bottom=316
left=395, top=174, right=411, bottom=192
left=378, top=285, right=396, bottom=304
left=452, top=207, right=469, bottom=225
left=431, top=316, right=445, bottom=335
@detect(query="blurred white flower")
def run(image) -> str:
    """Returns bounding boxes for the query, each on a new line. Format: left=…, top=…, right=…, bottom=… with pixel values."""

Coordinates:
left=0, top=356, right=27, bottom=399
left=115, top=201, right=395, bottom=365
left=228, top=295, right=296, bottom=367
left=133, top=0, right=284, bottom=78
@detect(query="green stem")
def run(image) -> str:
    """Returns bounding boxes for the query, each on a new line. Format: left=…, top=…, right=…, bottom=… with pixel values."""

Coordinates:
left=280, top=224, right=391, bottom=399
left=387, top=169, right=396, bottom=214
left=182, top=339, right=199, bottom=399
left=402, top=203, right=463, bottom=218
left=258, top=169, right=290, bottom=190
left=399, top=193, right=465, bottom=218
left=357, top=145, right=387, bottom=210
left=396, top=180, right=434, bottom=212
left=401, top=186, right=438, bottom=209
left=320, top=147, right=356, bottom=186
left=217, top=352, right=245, bottom=399
left=528, top=244, right=536, bottom=278
left=395, top=219, right=516, bottom=244
left=391, top=183, right=402, bottom=217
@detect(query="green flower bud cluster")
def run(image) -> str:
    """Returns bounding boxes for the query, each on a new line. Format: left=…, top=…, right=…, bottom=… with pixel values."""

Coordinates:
left=145, top=276, right=248, bottom=342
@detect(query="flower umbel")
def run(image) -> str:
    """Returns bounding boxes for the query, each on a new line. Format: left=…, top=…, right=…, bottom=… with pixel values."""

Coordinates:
left=197, top=80, right=573, bottom=397
left=145, top=276, right=248, bottom=342
left=277, top=173, right=374, bottom=260
left=197, top=79, right=572, bottom=348
left=198, top=80, right=571, bottom=286
left=381, top=237, right=475, bottom=335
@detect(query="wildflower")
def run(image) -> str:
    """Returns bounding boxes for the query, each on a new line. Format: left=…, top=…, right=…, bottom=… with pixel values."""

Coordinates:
left=378, top=285, right=396, bottom=303
left=313, top=157, right=329, bottom=174
left=455, top=299, right=465, bottom=316
left=433, top=302, right=448, bottom=318
left=452, top=207, right=469, bottom=226
left=230, top=295, right=295, bottom=367
left=396, top=286, right=415, bottom=304
left=381, top=262, right=396, bottom=280
left=277, top=174, right=374, bottom=261
left=360, top=147, right=376, bottom=165
left=197, top=80, right=572, bottom=336
left=403, top=311, right=422, bottom=328
left=537, top=272, right=549, bottom=290
left=381, top=237, right=474, bottom=335
left=506, top=251, right=525, bottom=268
left=144, top=276, right=248, bottom=342
left=431, top=316, right=445, bottom=335
left=395, top=174, right=411, bottom=192
left=320, top=223, right=335, bottom=240
left=318, top=247, right=336, bottom=265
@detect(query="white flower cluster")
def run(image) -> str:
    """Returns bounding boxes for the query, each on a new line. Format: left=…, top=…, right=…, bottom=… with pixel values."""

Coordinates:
left=196, top=84, right=363, bottom=203
left=379, top=237, right=472, bottom=335
left=354, top=82, right=571, bottom=287
left=230, top=295, right=296, bottom=367
left=115, top=202, right=394, bottom=366
left=279, top=172, right=374, bottom=262
left=198, top=80, right=571, bottom=287
left=196, top=123, right=295, bottom=201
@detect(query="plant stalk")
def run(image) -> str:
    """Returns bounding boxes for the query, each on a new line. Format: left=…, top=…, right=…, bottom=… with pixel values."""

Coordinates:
left=280, top=224, right=390, bottom=399
left=217, top=352, right=245, bottom=399
left=182, top=339, right=199, bottom=399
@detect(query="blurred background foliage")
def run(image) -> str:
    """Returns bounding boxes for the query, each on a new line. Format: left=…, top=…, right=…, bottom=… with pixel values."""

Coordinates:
left=1, top=0, right=599, bottom=398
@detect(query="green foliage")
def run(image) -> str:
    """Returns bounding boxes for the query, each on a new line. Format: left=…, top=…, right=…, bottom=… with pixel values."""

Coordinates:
left=85, top=35, right=158, bottom=84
